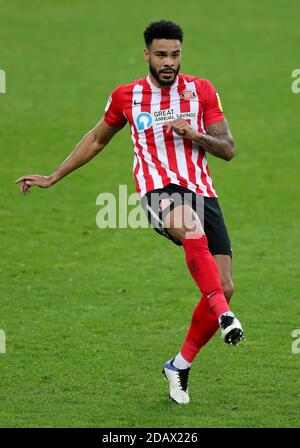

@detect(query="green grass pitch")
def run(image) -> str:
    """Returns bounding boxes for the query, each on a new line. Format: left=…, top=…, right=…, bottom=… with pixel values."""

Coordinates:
left=1, top=0, right=300, bottom=427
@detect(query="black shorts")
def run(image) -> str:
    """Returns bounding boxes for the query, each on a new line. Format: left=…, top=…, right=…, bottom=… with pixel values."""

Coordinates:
left=141, top=183, right=232, bottom=257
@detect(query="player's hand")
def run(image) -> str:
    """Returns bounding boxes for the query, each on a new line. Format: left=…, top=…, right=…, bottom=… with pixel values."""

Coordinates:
left=165, top=118, right=199, bottom=141
left=15, top=175, right=54, bottom=195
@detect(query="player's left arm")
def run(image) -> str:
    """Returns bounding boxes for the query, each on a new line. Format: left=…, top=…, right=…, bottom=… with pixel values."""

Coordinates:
left=167, top=79, right=235, bottom=161
left=166, top=118, right=235, bottom=161
left=194, top=118, right=235, bottom=161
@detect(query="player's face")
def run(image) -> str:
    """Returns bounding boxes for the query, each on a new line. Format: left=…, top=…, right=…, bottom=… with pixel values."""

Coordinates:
left=144, top=39, right=181, bottom=87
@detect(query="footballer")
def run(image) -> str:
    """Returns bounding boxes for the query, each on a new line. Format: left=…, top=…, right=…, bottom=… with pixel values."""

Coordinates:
left=16, top=20, right=245, bottom=405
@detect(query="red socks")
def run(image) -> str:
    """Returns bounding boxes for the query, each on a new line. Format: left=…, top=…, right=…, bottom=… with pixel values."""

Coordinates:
left=181, top=294, right=229, bottom=362
left=182, top=235, right=230, bottom=319
left=180, top=234, right=231, bottom=362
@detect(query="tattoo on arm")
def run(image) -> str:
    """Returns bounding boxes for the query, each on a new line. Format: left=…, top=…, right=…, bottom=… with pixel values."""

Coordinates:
left=194, top=119, right=235, bottom=161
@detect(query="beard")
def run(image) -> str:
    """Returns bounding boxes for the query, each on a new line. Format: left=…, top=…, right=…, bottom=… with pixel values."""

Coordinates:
left=149, top=63, right=180, bottom=87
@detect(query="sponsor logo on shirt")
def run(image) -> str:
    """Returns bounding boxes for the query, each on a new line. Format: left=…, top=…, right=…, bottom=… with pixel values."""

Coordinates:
left=136, top=112, right=153, bottom=131
left=135, top=109, right=196, bottom=130
left=153, top=108, right=196, bottom=126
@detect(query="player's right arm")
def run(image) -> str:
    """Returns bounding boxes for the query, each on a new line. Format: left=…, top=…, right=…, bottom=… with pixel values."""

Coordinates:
left=16, top=84, right=128, bottom=194
left=15, top=119, right=122, bottom=194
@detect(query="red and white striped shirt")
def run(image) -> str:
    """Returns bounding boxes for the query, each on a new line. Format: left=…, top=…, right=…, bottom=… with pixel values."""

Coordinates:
left=104, top=73, right=225, bottom=198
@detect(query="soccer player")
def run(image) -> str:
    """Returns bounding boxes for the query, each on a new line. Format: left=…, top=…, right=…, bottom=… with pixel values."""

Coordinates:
left=16, top=20, right=244, bottom=405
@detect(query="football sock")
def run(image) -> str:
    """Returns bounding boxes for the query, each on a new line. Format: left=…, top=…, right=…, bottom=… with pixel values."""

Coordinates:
left=182, top=234, right=230, bottom=318
left=181, top=294, right=228, bottom=363
left=173, top=352, right=192, bottom=370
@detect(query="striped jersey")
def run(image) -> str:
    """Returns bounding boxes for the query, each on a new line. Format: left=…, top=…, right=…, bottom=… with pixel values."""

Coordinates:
left=104, top=73, right=225, bottom=198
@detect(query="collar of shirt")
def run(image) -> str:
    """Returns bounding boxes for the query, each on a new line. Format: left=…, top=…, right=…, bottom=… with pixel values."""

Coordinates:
left=146, top=73, right=179, bottom=94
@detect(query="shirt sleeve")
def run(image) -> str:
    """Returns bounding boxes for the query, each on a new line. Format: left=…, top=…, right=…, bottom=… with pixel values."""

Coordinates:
left=203, top=80, right=225, bottom=129
left=103, top=86, right=127, bottom=128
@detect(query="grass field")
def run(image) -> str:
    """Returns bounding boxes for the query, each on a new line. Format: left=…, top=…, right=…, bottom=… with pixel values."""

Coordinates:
left=1, top=0, right=300, bottom=428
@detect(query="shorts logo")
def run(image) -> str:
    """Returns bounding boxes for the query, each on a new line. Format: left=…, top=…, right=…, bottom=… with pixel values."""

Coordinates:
left=159, top=198, right=174, bottom=212
left=136, top=112, right=153, bottom=131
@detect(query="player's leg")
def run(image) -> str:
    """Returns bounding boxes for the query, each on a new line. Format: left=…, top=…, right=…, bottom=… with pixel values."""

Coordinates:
left=214, top=254, right=234, bottom=302
left=179, top=254, right=234, bottom=364
left=162, top=204, right=243, bottom=404
left=165, top=204, right=232, bottom=322
left=212, top=254, right=243, bottom=346
left=141, top=187, right=243, bottom=404
left=176, top=195, right=243, bottom=357
left=201, top=199, right=242, bottom=346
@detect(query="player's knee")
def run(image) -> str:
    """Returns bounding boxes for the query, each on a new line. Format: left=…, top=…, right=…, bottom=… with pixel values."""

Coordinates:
left=167, top=223, right=204, bottom=243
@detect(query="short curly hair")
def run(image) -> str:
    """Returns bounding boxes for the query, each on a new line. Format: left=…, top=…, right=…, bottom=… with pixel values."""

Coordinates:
left=143, top=20, right=184, bottom=47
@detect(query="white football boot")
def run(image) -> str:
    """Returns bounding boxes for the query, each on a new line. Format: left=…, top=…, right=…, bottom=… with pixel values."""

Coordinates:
left=162, top=359, right=190, bottom=404
left=219, top=313, right=245, bottom=345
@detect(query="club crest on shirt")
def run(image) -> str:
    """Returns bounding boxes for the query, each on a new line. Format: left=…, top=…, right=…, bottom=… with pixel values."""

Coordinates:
left=180, top=90, right=197, bottom=100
